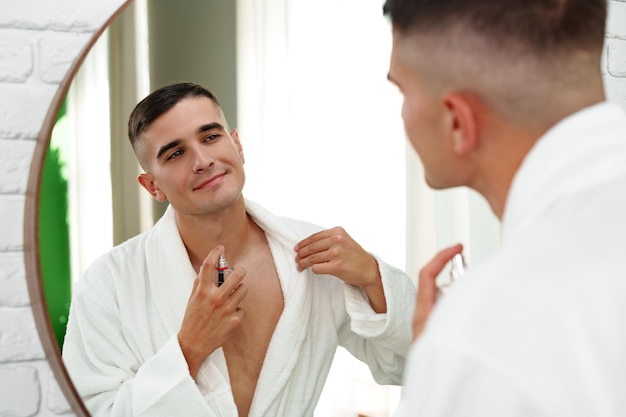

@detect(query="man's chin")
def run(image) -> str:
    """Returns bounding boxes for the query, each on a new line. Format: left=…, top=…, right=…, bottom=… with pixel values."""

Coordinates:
left=424, top=175, right=450, bottom=190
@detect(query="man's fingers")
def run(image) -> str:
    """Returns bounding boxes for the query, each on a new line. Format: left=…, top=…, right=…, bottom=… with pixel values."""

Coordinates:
left=228, top=282, right=248, bottom=310
left=295, top=235, right=331, bottom=259
left=294, top=233, right=317, bottom=252
left=294, top=227, right=344, bottom=252
left=412, top=243, right=464, bottom=341
left=295, top=238, right=327, bottom=261
left=219, top=266, right=246, bottom=292
left=419, top=243, right=464, bottom=288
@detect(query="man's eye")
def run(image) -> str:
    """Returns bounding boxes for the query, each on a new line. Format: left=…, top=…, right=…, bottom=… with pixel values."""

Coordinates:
left=167, top=149, right=183, bottom=160
left=204, top=134, right=219, bottom=142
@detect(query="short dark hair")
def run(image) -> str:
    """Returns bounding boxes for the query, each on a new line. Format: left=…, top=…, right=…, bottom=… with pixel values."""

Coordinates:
left=382, top=0, right=607, bottom=56
left=128, top=82, right=221, bottom=150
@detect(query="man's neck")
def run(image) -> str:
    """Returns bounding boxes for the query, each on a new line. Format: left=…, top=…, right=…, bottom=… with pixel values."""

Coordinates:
left=174, top=197, right=255, bottom=271
left=480, top=93, right=606, bottom=220
left=468, top=115, right=546, bottom=221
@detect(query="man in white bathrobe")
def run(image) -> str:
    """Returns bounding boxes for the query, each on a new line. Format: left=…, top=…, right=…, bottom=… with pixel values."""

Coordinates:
left=384, top=0, right=626, bottom=416
left=62, top=82, right=416, bottom=417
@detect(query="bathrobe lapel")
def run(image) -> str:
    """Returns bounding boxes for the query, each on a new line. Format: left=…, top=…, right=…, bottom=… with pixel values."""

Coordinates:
left=245, top=201, right=314, bottom=416
left=144, top=205, right=195, bottom=333
left=144, top=206, right=233, bottom=399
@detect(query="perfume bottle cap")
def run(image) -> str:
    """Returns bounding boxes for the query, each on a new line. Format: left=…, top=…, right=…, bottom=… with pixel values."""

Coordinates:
left=449, top=253, right=465, bottom=282
left=436, top=253, right=466, bottom=296
left=217, top=254, right=229, bottom=269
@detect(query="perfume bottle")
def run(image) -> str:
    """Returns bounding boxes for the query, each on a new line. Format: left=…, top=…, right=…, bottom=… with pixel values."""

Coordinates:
left=214, top=254, right=233, bottom=287
left=436, top=253, right=466, bottom=296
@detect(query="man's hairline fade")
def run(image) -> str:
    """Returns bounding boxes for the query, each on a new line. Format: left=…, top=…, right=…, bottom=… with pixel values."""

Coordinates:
left=382, top=0, right=607, bottom=58
left=383, top=0, right=607, bottom=129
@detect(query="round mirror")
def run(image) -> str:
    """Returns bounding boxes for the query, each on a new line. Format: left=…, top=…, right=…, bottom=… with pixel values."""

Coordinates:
left=25, top=1, right=415, bottom=415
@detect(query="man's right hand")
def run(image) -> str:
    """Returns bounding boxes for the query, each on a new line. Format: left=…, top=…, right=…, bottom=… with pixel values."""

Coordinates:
left=178, top=246, right=248, bottom=379
left=413, top=243, right=463, bottom=342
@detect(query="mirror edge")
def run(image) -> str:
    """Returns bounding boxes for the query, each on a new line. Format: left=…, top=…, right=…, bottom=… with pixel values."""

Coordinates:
left=23, top=1, right=134, bottom=415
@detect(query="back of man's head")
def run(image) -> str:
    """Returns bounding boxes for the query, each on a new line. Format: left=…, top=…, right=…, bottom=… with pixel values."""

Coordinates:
left=383, top=0, right=607, bottom=128
left=383, top=0, right=606, bottom=56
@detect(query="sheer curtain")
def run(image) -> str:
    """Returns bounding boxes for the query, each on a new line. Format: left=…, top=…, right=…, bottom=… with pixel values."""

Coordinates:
left=236, top=1, right=500, bottom=416
left=236, top=0, right=408, bottom=273
left=64, top=31, right=114, bottom=283
left=64, top=0, right=151, bottom=284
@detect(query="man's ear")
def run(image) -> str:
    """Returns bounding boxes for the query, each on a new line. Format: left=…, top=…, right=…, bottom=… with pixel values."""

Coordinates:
left=442, top=93, right=479, bottom=155
left=231, top=128, right=245, bottom=164
left=137, top=173, right=167, bottom=202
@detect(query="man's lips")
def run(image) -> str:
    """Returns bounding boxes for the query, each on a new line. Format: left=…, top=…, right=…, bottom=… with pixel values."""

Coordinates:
left=193, top=173, right=225, bottom=191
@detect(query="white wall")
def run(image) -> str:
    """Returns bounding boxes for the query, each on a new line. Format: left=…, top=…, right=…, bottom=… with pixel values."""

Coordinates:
left=1, top=1, right=625, bottom=416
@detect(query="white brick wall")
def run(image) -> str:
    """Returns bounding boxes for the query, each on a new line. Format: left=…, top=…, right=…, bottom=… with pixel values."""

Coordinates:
left=0, top=1, right=124, bottom=415
left=607, top=1, right=626, bottom=104
left=0, top=1, right=624, bottom=416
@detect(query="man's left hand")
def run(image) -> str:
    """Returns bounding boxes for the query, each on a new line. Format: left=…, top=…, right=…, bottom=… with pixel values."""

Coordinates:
left=294, top=227, right=386, bottom=313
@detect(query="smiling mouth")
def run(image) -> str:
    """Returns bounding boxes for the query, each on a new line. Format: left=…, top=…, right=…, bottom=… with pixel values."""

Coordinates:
left=193, top=173, right=225, bottom=191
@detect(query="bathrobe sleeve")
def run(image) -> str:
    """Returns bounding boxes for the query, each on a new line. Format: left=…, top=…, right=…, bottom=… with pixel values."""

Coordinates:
left=337, top=254, right=416, bottom=385
left=62, top=258, right=231, bottom=417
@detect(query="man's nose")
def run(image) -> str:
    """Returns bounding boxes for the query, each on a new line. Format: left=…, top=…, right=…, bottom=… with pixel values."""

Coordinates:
left=192, top=148, right=214, bottom=172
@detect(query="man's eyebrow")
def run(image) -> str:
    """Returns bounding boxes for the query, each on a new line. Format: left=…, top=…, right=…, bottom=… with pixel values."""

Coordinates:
left=198, top=122, right=225, bottom=133
left=156, top=139, right=181, bottom=161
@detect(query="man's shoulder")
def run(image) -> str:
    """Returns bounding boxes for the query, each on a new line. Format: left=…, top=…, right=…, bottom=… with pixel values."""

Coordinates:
left=90, top=207, right=178, bottom=270
left=81, top=230, right=152, bottom=281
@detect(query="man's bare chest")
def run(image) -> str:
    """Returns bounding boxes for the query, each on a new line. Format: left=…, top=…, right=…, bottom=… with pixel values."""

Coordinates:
left=222, top=258, right=284, bottom=415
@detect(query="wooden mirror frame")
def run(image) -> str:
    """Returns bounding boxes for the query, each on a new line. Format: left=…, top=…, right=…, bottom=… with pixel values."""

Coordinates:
left=23, top=2, right=132, bottom=415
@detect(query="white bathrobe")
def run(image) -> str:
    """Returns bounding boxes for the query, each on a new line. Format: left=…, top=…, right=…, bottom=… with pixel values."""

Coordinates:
left=63, top=200, right=415, bottom=417
left=394, top=102, right=626, bottom=416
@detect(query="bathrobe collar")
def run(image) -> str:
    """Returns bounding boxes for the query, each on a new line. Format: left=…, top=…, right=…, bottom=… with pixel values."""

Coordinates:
left=501, top=102, right=626, bottom=245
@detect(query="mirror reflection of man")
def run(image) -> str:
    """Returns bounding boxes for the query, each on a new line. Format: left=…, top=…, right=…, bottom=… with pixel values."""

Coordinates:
left=62, top=82, right=415, bottom=417
left=384, top=1, right=626, bottom=416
